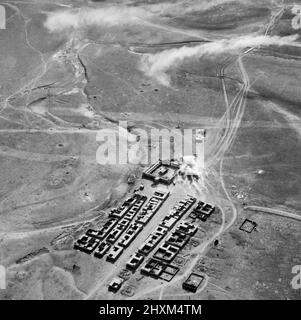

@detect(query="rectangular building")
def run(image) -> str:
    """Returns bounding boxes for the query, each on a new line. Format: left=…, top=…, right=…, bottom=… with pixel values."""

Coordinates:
left=94, top=242, right=111, bottom=259
left=153, top=242, right=179, bottom=263
left=126, top=252, right=145, bottom=271
left=176, top=221, right=198, bottom=237
left=106, top=245, right=124, bottom=263
left=74, top=235, right=100, bottom=254
left=85, top=219, right=117, bottom=240
left=165, top=231, right=190, bottom=248
left=118, top=223, right=143, bottom=248
left=182, top=273, right=204, bottom=293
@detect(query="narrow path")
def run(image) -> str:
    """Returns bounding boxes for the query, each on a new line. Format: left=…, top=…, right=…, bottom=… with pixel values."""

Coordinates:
left=244, top=206, right=301, bottom=221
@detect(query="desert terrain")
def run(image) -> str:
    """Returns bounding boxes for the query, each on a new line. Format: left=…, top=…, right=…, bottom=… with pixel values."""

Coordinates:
left=0, top=0, right=300, bottom=300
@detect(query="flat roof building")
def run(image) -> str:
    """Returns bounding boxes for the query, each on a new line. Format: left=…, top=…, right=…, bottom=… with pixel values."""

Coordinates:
left=74, top=235, right=100, bottom=254
left=176, top=221, right=198, bottom=237
left=153, top=242, right=179, bottom=263
left=109, top=194, right=147, bottom=219
left=142, top=160, right=180, bottom=185
left=136, top=190, right=169, bottom=226
left=108, top=277, right=123, bottom=293
left=160, top=215, right=178, bottom=230
left=139, top=232, right=163, bottom=256
left=94, top=242, right=111, bottom=259
left=191, top=201, right=215, bottom=221
left=182, top=273, right=204, bottom=293
left=141, top=258, right=167, bottom=279
left=126, top=252, right=145, bottom=271
left=86, top=219, right=117, bottom=240
left=118, top=223, right=143, bottom=248
left=165, top=231, right=190, bottom=249
left=106, top=245, right=124, bottom=263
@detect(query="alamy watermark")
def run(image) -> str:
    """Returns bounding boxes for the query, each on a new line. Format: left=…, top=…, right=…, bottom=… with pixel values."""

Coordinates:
left=291, top=265, right=301, bottom=290
left=292, top=5, right=301, bottom=30
left=95, top=121, right=205, bottom=167
left=0, top=265, right=6, bottom=290
left=0, top=5, right=6, bottom=30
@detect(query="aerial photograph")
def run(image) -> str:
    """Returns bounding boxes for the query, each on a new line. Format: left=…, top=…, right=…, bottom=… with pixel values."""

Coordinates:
left=0, top=0, right=300, bottom=303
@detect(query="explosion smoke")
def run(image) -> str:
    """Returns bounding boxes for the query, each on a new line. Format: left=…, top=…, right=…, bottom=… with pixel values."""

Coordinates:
left=44, top=6, right=150, bottom=32
left=140, top=34, right=299, bottom=85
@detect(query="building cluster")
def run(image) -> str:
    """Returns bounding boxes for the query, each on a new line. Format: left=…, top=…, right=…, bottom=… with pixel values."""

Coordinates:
left=189, top=200, right=215, bottom=221
left=74, top=193, right=146, bottom=257
left=139, top=220, right=198, bottom=281
left=150, top=216, right=198, bottom=266
left=74, top=190, right=170, bottom=264
left=73, top=156, right=216, bottom=294
left=135, top=190, right=169, bottom=225
left=125, top=196, right=198, bottom=281
left=141, top=258, right=179, bottom=282
left=142, top=159, right=180, bottom=185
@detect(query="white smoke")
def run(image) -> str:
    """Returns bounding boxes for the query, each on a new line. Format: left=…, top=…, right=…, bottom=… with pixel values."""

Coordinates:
left=179, top=155, right=203, bottom=178
left=140, top=34, right=300, bottom=85
left=44, top=6, right=151, bottom=32
left=177, top=155, right=206, bottom=196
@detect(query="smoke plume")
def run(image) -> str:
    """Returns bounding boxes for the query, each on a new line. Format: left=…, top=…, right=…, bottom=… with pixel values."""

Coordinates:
left=44, top=6, right=150, bottom=32
left=140, top=34, right=299, bottom=85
